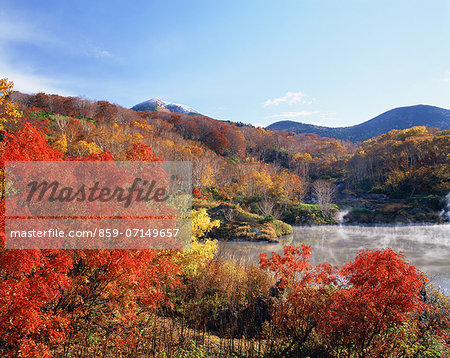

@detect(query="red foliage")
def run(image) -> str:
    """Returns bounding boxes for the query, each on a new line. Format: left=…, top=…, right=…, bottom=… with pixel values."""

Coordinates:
left=194, top=188, right=202, bottom=198
left=0, top=123, right=62, bottom=164
left=319, top=249, right=430, bottom=354
left=126, top=142, right=163, bottom=161
left=204, top=130, right=231, bottom=155
left=75, top=151, right=115, bottom=162
left=260, top=245, right=338, bottom=348
left=0, top=124, right=71, bottom=357
left=260, top=246, right=437, bottom=356
left=260, top=245, right=312, bottom=289
left=96, top=100, right=118, bottom=121
left=0, top=124, right=180, bottom=356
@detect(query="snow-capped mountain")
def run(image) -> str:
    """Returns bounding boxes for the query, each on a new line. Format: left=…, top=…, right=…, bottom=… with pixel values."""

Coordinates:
left=131, top=98, right=202, bottom=115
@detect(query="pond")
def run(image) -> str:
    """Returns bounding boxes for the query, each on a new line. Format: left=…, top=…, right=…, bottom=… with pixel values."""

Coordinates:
left=218, top=224, right=450, bottom=294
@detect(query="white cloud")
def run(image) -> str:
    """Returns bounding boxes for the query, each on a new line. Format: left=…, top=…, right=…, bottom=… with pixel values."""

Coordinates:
left=264, top=111, right=320, bottom=119
left=0, top=64, right=73, bottom=95
left=440, top=70, right=450, bottom=82
left=0, top=29, right=71, bottom=94
left=264, top=91, right=311, bottom=107
left=0, top=16, right=69, bottom=94
left=90, top=47, right=112, bottom=58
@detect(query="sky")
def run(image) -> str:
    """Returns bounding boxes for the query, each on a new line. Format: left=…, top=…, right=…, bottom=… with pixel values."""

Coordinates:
left=1, top=0, right=450, bottom=128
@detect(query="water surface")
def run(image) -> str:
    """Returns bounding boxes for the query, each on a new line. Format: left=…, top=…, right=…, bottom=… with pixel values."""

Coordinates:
left=219, top=224, right=450, bottom=293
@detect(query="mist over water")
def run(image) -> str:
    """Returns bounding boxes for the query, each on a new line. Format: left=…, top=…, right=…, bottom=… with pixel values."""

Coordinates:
left=219, top=224, right=450, bottom=293
left=439, top=192, right=450, bottom=219
left=334, top=210, right=350, bottom=224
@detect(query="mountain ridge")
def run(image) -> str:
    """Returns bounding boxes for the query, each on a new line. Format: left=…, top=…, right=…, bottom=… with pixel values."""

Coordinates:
left=266, top=104, right=450, bottom=141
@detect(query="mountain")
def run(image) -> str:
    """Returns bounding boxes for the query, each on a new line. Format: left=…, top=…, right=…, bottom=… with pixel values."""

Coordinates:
left=131, top=98, right=202, bottom=115
left=266, top=105, right=450, bottom=142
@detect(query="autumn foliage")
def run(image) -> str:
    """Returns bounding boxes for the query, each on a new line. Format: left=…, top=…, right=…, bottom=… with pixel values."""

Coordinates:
left=321, top=249, right=431, bottom=356
left=0, top=123, right=70, bottom=357
left=0, top=80, right=448, bottom=357
left=0, top=79, right=22, bottom=129
left=260, top=246, right=448, bottom=357
left=0, top=121, right=180, bottom=356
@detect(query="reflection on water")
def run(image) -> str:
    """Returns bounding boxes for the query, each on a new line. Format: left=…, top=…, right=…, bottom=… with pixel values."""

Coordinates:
left=218, top=224, right=450, bottom=293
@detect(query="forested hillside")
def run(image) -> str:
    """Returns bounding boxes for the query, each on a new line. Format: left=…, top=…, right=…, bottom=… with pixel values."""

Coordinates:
left=8, top=89, right=450, bottom=225
left=9, top=90, right=352, bottom=198
left=0, top=80, right=449, bottom=357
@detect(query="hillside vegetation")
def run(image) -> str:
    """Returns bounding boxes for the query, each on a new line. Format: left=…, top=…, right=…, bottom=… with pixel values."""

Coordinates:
left=0, top=80, right=448, bottom=357
left=8, top=89, right=450, bottom=225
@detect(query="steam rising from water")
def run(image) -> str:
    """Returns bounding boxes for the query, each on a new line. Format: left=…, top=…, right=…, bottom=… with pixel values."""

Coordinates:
left=335, top=210, right=350, bottom=224
left=439, top=192, right=450, bottom=220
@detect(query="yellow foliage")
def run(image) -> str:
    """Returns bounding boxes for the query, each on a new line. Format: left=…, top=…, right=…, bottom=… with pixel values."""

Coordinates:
left=132, top=120, right=152, bottom=132
left=0, top=78, right=22, bottom=129
left=186, top=145, right=204, bottom=157
left=201, top=164, right=215, bottom=187
left=52, top=134, right=68, bottom=154
left=192, top=208, right=220, bottom=239
left=181, top=209, right=220, bottom=277
left=131, top=132, right=144, bottom=143
left=69, top=140, right=103, bottom=157
left=397, top=126, right=429, bottom=141
left=235, top=166, right=281, bottom=199
left=92, top=124, right=144, bottom=158
left=384, top=169, right=409, bottom=188
left=292, top=152, right=312, bottom=162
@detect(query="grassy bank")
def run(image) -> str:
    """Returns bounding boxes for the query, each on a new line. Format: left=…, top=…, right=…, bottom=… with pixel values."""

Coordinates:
left=194, top=200, right=293, bottom=242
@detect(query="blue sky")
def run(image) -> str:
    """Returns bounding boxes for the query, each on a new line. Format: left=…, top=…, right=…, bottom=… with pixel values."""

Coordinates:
left=1, top=0, right=450, bottom=127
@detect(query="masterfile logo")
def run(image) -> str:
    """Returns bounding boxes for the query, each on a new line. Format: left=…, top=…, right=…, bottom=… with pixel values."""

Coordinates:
left=4, top=161, right=192, bottom=249
left=26, top=177, right=169, bottom=208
